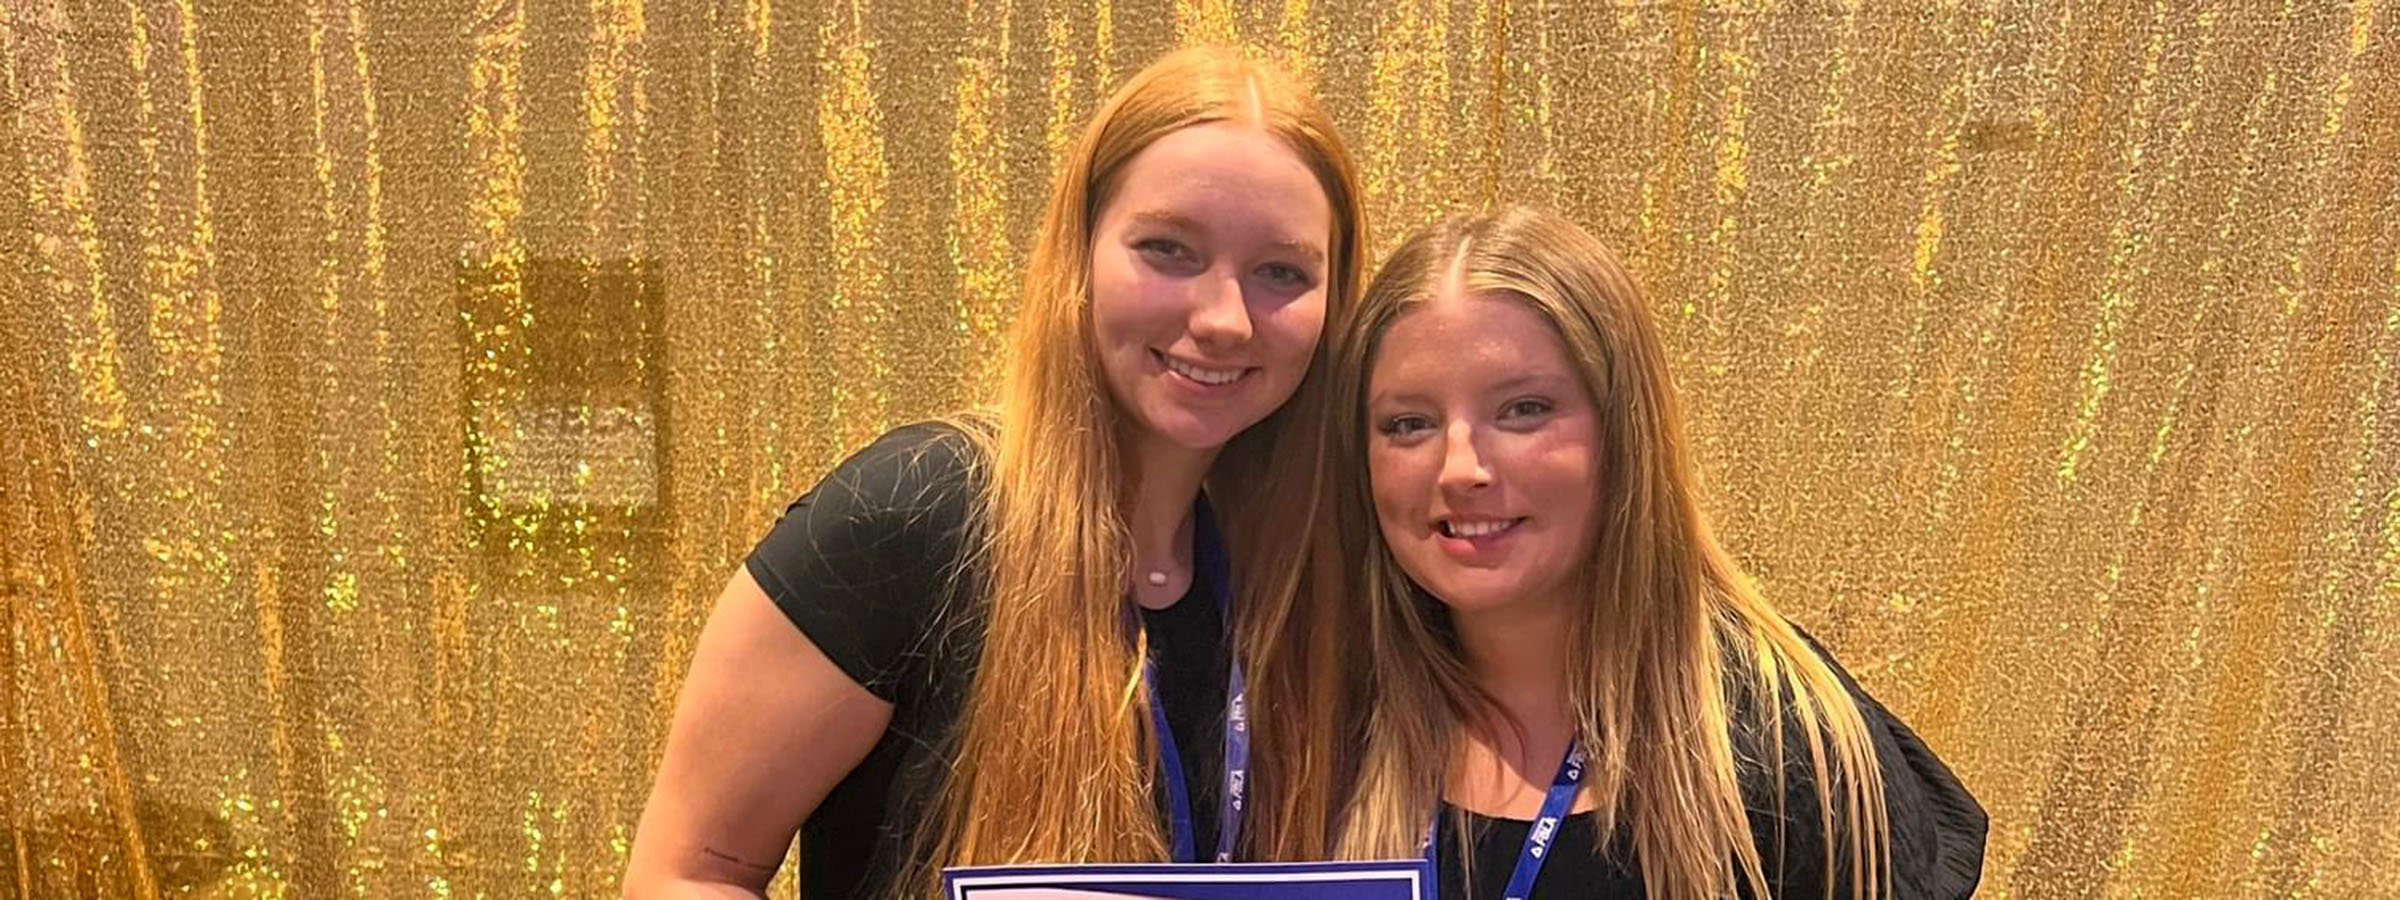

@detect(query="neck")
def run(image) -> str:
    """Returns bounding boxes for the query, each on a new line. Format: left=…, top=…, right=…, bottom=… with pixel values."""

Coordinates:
left=1121, top=423, right=1220, bottom=610
left=1453, top=593, right=1577, bottom=756
left=1443, top=593, right=1588, bottom=816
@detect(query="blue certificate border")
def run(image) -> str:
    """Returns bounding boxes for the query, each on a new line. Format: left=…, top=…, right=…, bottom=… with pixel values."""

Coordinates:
left=942, top=859, right=1433, bottom=900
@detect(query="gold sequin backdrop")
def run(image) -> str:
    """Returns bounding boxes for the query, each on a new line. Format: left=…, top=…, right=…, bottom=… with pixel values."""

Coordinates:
left=3, top=0, right=2397, bottom=897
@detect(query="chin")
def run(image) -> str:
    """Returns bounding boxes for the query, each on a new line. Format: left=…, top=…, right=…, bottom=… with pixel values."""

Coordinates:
left=1424, top=585, right=1519, bottom=615
left=1138, top=407, right=1260, bottom=451
left=1405, top=571, right=1513, bottom=612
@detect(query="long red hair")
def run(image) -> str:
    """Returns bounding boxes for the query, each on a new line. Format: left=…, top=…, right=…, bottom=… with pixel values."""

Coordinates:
left=910, top=45, right=1367, bottom=894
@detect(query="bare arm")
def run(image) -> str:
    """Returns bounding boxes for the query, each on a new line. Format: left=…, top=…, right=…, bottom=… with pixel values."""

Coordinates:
left=624, top=567, right=895, bottom=898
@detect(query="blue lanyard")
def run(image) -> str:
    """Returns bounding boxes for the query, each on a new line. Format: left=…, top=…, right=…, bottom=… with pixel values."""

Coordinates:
left=1422, top=741, right=1586, bottom=900
left=1141, top=496, right=1248, bottom=863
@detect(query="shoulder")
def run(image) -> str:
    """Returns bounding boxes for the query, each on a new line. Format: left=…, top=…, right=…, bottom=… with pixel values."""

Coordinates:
left=1726, top=622, right=1990, bottom=899
left=781, top=420, right=989, bottom=555
left=816, top=420, right=988, bottom=517
left=741, top=420, right=994, bottom=701
left=747, top=419, right=991, bottom=601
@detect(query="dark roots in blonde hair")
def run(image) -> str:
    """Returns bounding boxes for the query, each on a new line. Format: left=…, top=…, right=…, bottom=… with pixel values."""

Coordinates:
left=1322, top=206, right=1892, bottom=900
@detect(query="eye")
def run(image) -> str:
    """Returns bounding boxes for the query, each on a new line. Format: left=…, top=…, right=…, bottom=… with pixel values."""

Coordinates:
left=1256, top=261, right=1316, bottom=290
left=1500, top=397, right=1554, bottom=422
left=1378, top=413, right=1434, bottom=440
left=1135, top=238, right=1192, bottom=261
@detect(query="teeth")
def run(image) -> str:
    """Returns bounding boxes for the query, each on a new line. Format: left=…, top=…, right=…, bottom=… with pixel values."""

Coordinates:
left=1444, top=519, right=1519, bottom=538
left=1164, top=355, right=1245, bottom=386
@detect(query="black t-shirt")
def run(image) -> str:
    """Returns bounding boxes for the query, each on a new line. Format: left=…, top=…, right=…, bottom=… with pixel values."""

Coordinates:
left=744, top=423, right=1229, bottom=900
left=1432, top=634, right=1989, bottom=900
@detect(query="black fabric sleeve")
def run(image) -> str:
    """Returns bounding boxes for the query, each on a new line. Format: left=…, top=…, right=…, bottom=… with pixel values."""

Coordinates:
left=1835, top=656, right=1989, bottom=898
left=1742, top=626, right=1991, bottom=899
left=742, top=422, right=982, bottom=702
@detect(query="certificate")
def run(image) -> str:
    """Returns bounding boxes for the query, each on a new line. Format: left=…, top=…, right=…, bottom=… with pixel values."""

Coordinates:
left=941, top=859, right=1434, bottom=900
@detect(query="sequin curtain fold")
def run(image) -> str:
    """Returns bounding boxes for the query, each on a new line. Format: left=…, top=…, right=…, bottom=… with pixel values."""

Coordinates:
left=2, top=1, right=2396, bottom=897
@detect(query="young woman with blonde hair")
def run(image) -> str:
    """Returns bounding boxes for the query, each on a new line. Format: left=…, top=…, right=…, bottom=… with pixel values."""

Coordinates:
left=624, top=47, right=1365, bottom=899
left=1321, top=206, right=1985, bottom=899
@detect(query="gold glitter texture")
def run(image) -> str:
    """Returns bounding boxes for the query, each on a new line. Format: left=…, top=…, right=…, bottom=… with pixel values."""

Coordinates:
left=3, top=3, right=2397, bottom=898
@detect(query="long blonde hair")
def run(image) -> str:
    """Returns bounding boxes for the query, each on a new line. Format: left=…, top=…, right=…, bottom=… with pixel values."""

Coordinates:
left=1326, top=207, right=1890, bottom=899
left=910, top=46, right=1367, bottom=893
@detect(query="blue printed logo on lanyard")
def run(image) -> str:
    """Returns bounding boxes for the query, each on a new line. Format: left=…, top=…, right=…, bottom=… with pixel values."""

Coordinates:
left=1422, top=741, right=1586, bottom=900
left=1526, top=816, right=1558, bottom=860
left=1141, top=495, right=1249, bottom=864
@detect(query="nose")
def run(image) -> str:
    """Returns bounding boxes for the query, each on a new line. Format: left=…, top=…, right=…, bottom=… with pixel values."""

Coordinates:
left=1437, top=419, right=1492, bottom=493
left=1187, top=270, right=1253, bottom=350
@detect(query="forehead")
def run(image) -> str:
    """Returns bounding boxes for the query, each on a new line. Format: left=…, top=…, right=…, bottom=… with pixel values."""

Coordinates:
left=1105, top=121, right=1330, bottom=232
left=1370, top=291, right=1577, bottom=387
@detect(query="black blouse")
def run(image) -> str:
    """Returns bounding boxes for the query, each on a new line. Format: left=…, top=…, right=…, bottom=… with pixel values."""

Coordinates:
left=744, top=423, right=1229, bottom=900
left=1433, top=634, right=1987, bottom=899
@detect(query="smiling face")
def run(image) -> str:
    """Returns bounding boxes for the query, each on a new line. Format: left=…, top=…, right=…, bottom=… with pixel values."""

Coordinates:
left=1364, top=290, right=1603, bottom=618
left=1087, top=120, right=1334, bottom=454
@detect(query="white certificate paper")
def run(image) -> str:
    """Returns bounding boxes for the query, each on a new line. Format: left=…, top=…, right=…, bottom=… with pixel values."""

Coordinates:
left=941, top=860, right=1434, bottom=900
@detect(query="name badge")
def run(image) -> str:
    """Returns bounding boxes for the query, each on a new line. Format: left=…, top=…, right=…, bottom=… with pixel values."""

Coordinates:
left=942, top=859, right=1434, bottom=900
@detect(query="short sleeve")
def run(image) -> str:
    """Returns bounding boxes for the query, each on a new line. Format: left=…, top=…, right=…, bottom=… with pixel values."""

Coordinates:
left=1834, top=650, right=1989, bottom=898
left=1740, top=626, right=1991, bottom=900
left=743, top=423, right=983, bottom=702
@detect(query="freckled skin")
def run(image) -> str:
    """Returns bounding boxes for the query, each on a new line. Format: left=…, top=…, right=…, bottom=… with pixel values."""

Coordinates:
left=1088, top=121, right=1334, bottom=452
left=1364, top=292, right=1603, bottom=617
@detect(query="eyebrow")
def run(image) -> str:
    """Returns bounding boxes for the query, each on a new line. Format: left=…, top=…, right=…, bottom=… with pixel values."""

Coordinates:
left=1366, top=370, right=1574, bottom=408
left=1270, top=238, right=1328, bottom=266
left=1128, top=210, right=1328, bottom=266
left=1489, top=371, right=1572, bottom=394
left=1365, top=387, right=1430, bottom=410
left=1130, top=210, right=1204, bottom=232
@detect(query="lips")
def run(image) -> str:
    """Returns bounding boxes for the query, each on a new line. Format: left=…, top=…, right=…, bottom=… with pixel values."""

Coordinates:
left=1437, top=517, right=1523, bottom=538
left=1434, top=515, right=1526, bottom=561
left=1154, top=349, right=1251, bottom=387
